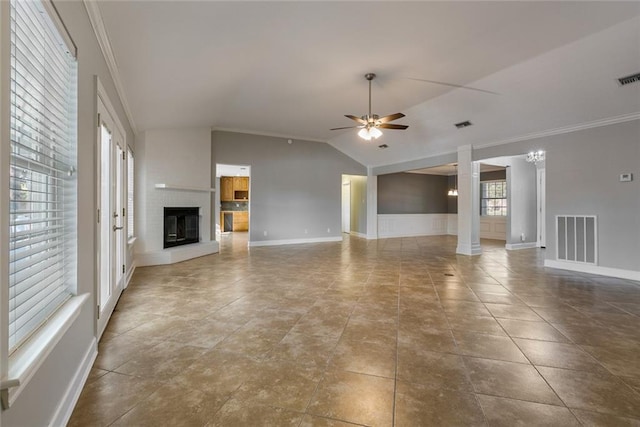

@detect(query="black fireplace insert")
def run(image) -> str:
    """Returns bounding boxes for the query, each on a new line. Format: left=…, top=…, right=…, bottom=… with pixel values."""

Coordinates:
left=164, top=207, right=199, bottom=248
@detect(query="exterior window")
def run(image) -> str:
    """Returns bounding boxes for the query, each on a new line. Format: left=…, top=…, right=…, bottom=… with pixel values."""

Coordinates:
left=8, top=0, right=77, bottom=351
left=481, top=180, right=507, bottom=216
left=127, top=148, right=134, bottom=239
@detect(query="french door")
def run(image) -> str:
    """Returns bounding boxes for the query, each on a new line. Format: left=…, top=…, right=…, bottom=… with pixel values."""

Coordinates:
left=97, top=96, right=126, bottom=338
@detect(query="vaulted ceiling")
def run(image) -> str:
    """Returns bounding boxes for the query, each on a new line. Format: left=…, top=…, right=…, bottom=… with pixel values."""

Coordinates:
left=96, top=1, right=640, bottom=167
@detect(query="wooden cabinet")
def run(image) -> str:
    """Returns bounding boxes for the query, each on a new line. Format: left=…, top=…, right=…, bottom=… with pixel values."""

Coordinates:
left=233, top=211, right=249, bottom=231
left=220, top=176, right=249, bottom=201
left=220, top=177, right=234, bottom=201
left=233, top=177, right=249, bottom=191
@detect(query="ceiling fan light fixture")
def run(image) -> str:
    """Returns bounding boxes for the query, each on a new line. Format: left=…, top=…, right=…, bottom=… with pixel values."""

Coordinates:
left=358, top=128, right=372, bottom=140
left=358, top=127, right=383, bottom=141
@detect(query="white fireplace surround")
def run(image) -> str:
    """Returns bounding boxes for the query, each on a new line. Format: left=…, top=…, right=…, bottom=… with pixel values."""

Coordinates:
left=135, top=128, right=219, bottom=266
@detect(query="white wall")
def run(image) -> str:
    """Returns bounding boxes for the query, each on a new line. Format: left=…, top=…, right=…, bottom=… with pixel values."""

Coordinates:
left=136, top=128, right=214, bottom=256
left=378, top=214, right=450, bottom=238
left=480, top=216, right=507, bottom=240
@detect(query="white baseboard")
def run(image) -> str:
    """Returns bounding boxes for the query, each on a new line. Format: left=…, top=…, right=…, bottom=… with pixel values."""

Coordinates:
left=349, top=232, right=367, bottom=239
left=125, top=260, right=136, bottom=289
left=248, top=236, right=342, bottom=247
left=505, top=242, right=538, bottom=250
left=544, top=260, right=640, bottom=281
left=136, top=240, right=219, bottom=266
left=49, top=337, right=97, bottom=427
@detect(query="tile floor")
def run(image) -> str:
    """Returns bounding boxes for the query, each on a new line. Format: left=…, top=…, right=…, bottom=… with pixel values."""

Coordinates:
left=69, top=234, right=640, bottom=426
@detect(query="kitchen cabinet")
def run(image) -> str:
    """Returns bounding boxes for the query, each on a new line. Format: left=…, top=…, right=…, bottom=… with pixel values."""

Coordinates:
left=220, top=176, right=249, bottom=201
left=233, top=211, right=249, bottom=231
left=221, top=211, right=248, bottom=232
left=233, top=177, right=249, bottom=191
left=220, top=177, right=234, bottom=201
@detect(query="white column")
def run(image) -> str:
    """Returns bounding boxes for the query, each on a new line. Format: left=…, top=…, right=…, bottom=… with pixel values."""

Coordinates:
left=456, top=145, right=482, bottom=255
left=366, top=166, right=378, bottom=240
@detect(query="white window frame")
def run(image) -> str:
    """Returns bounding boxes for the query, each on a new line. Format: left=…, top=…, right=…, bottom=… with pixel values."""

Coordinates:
left=0, top=0, right=88, bottom=409
left=480, top=179, right=508, bottom=217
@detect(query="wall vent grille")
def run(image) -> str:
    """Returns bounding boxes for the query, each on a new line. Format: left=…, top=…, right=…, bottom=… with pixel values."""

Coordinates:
left=556, top=215, right=597, bottom=264
left=455, top=120, right=472, bottom=129
left=618, top=72, right=640, bottom=86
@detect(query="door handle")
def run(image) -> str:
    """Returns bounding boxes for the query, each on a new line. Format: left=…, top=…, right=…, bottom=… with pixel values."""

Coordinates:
left=113, top=225, right=123, bottom=231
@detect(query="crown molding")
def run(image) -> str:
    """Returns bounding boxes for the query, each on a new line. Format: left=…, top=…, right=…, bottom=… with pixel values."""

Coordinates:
left=474, top=112, right=640, bottom=151
left=83, top=0, right=137, bottom=135
left=370, top=112, right=640, bottom=172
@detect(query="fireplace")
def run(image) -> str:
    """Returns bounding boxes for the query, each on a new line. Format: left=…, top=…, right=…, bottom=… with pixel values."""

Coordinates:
left=164, top=207, right=199, bottom=249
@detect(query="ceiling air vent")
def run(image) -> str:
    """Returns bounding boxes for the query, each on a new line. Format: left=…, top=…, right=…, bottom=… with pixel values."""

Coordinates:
left=455, top=120, right=472, bottom=129
left=618, top=72, right=640, bottom=86
left=378, top=144, right=388, bottom=149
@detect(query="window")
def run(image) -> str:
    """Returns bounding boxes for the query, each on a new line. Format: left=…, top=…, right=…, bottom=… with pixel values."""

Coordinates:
left=127, top=148, right=134, bottom=239
left=8, top=0, right=77, bottom=351
left=481, top=180, right=507, bottom=216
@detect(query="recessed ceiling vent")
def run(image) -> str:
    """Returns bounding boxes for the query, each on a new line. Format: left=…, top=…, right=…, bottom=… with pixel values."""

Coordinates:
left=378, top=144, right=388, bottom=149
left=455, top=120, right=473, bottom=129
left=618, top=72, right=640, bottom=86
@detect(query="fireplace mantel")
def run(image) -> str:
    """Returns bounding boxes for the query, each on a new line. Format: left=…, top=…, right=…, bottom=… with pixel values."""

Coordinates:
left=155, top=183, right=215, bottom=192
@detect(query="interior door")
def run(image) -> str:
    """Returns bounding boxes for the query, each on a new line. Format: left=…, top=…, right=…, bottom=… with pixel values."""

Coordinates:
left=97, top=99, right=126, bottom=338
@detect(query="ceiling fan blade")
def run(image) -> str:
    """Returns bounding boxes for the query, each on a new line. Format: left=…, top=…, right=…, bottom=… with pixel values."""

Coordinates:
left=377, top=112, right=405, bottom=124
left=378, top=123, right=408, bottom=130
left=330, top=125, right=363, bottom=131
left=406, top=77, right=499, bottom=95
left=345, top=114, right=366, bottom=124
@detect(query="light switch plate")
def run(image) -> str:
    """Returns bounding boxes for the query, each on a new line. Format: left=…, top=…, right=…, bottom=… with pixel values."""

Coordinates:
left=619, top=173, right=633, bottom=182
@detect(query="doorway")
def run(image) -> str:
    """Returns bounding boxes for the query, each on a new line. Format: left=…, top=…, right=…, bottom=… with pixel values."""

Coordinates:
left=342, top=178, right=351, bottom=233
left=215, top=164, right=251, bottom=241
left=96, top=90, right=127, bottom=339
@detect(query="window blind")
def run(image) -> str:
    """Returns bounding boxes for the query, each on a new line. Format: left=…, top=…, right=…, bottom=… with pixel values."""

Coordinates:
left=9, top=0, right=77, bottom=351
left=127, top=148, right=134, bottom=238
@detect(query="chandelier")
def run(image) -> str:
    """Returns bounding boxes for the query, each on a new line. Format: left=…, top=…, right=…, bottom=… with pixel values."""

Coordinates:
left=526, top=150, right=545, bottom=163
left=447, top=164, right=458, bottom=196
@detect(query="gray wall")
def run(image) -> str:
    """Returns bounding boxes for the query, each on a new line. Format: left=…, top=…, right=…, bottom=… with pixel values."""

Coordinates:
left=545, top=121, right=640, bottom=270
left=481, top=170, right=507, bottom=182
left=349, top=175, right=367, bottom=235
left=475, top=120, right=640, bottom=272
left=2, top=1, right=135, bottom=425
left=378, top=173, right=449, bottom=214
left=506, top=159, right=537, bottom=245
left=211, top=131, right=366, bottom=243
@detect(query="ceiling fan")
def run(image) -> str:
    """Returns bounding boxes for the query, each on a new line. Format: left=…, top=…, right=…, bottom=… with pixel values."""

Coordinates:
left=330, top=73, right=408, bottom=141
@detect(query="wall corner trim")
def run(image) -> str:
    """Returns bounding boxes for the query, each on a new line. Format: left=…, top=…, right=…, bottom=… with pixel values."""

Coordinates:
left=83, top=0, right=138, bottom=134
left=544, top=259, right=640, bottom=282
left=49, top=337, right=98, bottom=427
